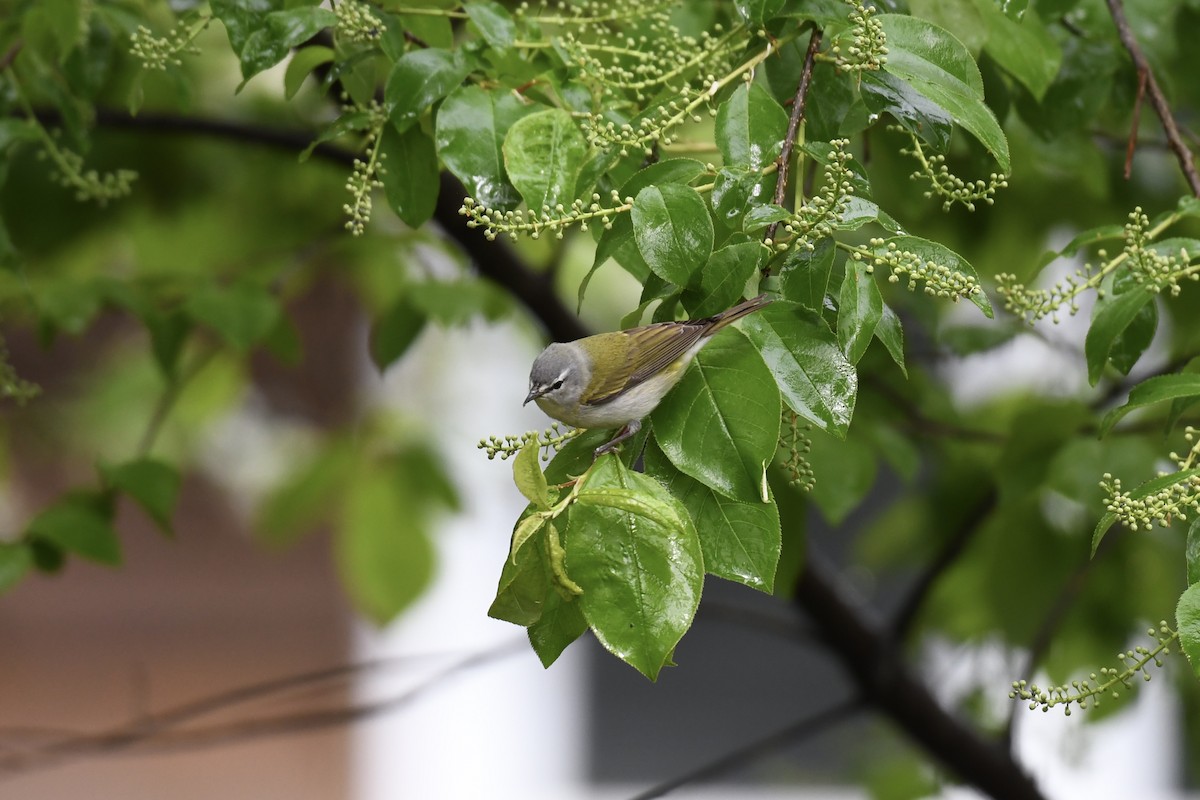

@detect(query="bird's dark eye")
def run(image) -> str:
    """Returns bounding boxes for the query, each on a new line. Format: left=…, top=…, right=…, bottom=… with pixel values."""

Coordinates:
left=550, top=379, right=565, bottom=391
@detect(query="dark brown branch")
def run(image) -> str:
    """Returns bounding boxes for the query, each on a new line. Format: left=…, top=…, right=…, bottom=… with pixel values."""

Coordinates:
left=64, top=108, right=588, bottom=343
left=0, top=643, right=522, bottom=777
left=764, top=28, right=822, bottom=247
left=793, top=551, right=1047, bottom=800
left=1106, top=0, right=1200, bottom=197
left=628, top=698, right=861, bottom=800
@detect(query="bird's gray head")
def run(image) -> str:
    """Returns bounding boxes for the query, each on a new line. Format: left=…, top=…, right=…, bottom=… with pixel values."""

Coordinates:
left=525, top=342, right=589, bottom=407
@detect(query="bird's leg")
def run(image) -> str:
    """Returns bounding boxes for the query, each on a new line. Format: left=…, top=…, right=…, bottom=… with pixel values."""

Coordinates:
left=594, top=419, right=641, bottom=459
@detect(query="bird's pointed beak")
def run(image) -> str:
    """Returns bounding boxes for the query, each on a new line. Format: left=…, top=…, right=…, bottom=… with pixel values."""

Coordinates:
left=524, top=387, right=541, bottom=406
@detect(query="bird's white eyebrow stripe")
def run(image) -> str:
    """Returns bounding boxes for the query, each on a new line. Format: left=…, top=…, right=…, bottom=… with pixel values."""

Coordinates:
left=555, top=368, right=570, bottom=384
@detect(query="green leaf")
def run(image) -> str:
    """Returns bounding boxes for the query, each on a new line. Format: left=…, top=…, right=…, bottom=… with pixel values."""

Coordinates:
left=1092, top=468, right=1200, bottom=555
left=256, top=440, right=355, bottom=548
left=27, top=496, right=120, bottom=566
left=780, top=238, right=835, bottom=311
left=283, top=45, right=334, bottom=100
left=838, top=259, right=883, bottom=364
left=528, top=588, right=587, bottom=668
left=239, top=7, right=337, bottom=84
left=336, top=466, right=434, bottom=625
left=502, top=109, right=589, bottom=213
left=685, top=241, right=761, bottom=318
left=1177, top=582, right=1200, bottom=679
left=978, top=3, right=1061, bottom=100
left=652, top=329, right=780, bottom=502
left=645, top=442, right=780, bottom=592
left=710, top=168, right=775, bottom=233
left=101, top=458, right=180, bottom=535
left=369, top=295, right=428, bottom=372
left=435, top=85, right=535, bottom=210
left=1099, top=374, right=1200, bottom=438
left=386, top=48, right=469, bottom=131
left=1107, top=293, right=1157, bottom=378
left=715, top=82, right=788, bottom=171
left=513, top=440, right=552, bottom=510
left=211, top=0, right=278, bottom=56
left=631, top=184, right=714, bottom=287
left=1187, top=519, right=1200, bottom=586
left=875, top=304, right=907, bottom=377
left=488, top=524, right=549, bottom=626
left=379, top=125, right=439, bottom=228
left=860, top=70, right=953, bottom=153
left=742, top=204, right=792, bottom=233
left=1084, top=289, right=1153, bottom=386
left=879, top=14, right=1010, bottom=172
left=465, top=0, right=517, bottom=48
left=807, top=427, right=878, bottom=525
left=741, top=301, right=857, bottom=437
left=185, top=283, right=281, bottom=351
left=43, top=0, right=85, bottom=60
left=0, top=542, right=33, bottom=595
left=566, top=457, right=703, bottom=680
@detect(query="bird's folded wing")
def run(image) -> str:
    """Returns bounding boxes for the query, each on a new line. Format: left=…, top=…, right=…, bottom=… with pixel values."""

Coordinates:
left=585, top=321, right=710, bottom=405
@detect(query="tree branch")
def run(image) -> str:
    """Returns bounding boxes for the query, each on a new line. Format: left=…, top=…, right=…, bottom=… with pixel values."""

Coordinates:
left=793, top=550, right=1047, bottom=800
left=72, top=108, right=587, bottom=343
left=0, top=642, right=523, bottom=778
left=1105, top=0, right=1200, bottom=197
left=764, top=28, right=822, bottom=246
left=628, top=698, right=861, bottom=800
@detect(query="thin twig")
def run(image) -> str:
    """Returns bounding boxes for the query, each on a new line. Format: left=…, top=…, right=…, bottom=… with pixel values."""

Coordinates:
left=136, top=344, right=218, bottom=456
left=1124, top=67, right=1148, bottom=180
left=628, top=698, right=861, bottom=800
left=0, top=642, right=524, bottom=778
left=1106, top=0, right=1200, bottom=196
left=764, top=28, right=822, bottom=248
left=0, top=40, right=21, bottom=72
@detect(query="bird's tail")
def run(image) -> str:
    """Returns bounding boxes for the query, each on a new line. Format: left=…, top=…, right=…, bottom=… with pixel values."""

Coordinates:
left=705, top=293, right=773, bottom=332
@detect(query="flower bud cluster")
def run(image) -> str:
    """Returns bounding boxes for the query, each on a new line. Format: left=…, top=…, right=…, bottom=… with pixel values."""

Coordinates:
left=460, top=191, right=631, bottom=241
left=779, top=410, right=815, bottom=491
left=582, top=84, right=716, bottom=155
left=857, top=239, right=982, bottom=302
left=773, top=139, right=855, bottom=253
left=479, top=423, right=581, bottom=461
left=1101, top=427, right=1200, bottom=532
left=897, top=131, right=1008, bottom=212
left=130, top=22, right=203, bottom=71
left=830, top=0, right=887, bottom=73
left=1122, top=209, right=1200, bottom=296
left=335, top=0, right=384, bottom=43
left=1010, top=622, right=1175, bottom=715
left=39, top=145, right=137, bottom=206
left=343, top=101, right=388, bottom=236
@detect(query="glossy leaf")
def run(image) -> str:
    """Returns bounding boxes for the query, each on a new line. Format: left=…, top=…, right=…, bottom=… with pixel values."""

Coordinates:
left=780, top=238, right=835, bottom=311
left=742, top=204, right=792, bottom=233
left=710, top=168, right=774, bottom=233
left=838, top=260, right=883, bottom=364
left=1084, top=289, right=1153, bottom=386
left=386, top=48, right=469, bottom=131
left=652, top=329, right=780, bottom=502
left=715, top=82, right=788, bottom=171
left=860, top=70, right=953, bottom=153
left=1098, top=374, right=1200, bottom=438
left=0, top=542, right=32, bottom=595
left=465, top=0, right=517, bottom=48
left=27, top=496, right=120, bottom=566
left=978, top=3, right=1061, bottom=100
left=336, top=466, right=434, bottom=625
left=503, top=109, right=589, bottom=213
left=210, top=0, right=273, bottom=55
left=488, top=525, right=549, bottom=626
left=878, top=14, right=1010, bottom=172
left=1177, top=582, right=1200, bottom=679
left=379, top=124, right=439, bottom=229
left=283, top=45, right=334, bottom=100
left=686, top=241, right=761, bottom=318
left=370, top=295, right=427, bottom=372
left=741, top=301, right=857, bottom=437
left=875, top=303, right=907, bottom=377
left=645, top=442, right=780, bottom=592
left=631, top=184, right=714, bottom=287
left=566, top=457, right=702, bottom=680
left=435, top=85, right=534, bottom=210
left=1107, top=293, right=1157, bottom=377
left=528, top=588, right=587, bottom=667
left=185, top=283, right=281, bottom=351
left=238, top=8, right=336, bottom=84
left=101, top=458, right=181, bottom=535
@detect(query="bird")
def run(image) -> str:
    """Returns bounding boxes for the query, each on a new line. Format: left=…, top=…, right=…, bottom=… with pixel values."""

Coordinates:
left=524, top=294, right=773, bottom=456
